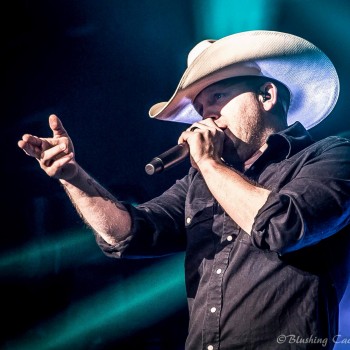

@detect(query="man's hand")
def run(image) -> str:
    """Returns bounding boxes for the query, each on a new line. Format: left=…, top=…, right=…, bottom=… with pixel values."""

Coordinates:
left=18, top=114, right=77, bottom=180
left=178, top=118, right=225, bottom=169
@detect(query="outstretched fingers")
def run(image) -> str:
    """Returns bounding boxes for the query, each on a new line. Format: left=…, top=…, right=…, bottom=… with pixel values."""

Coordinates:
left=18, top=134, right=44, bottom=158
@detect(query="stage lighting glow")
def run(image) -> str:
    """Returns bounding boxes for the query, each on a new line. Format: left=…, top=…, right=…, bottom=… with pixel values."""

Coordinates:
left=2, top=230, right=186, bottom=349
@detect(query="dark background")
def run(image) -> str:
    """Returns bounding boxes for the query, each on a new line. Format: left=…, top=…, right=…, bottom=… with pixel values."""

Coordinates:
left=2, top=0, right=350, bottom=349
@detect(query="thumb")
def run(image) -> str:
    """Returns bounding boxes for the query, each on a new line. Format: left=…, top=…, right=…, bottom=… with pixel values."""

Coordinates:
left=49, top=114, right=68, bottom=138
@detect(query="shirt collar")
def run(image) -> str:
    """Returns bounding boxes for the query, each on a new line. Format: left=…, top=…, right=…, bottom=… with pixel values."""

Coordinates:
left=267, top=121, right=315, bottom=159
left=244, top=121, right=315, bottom=175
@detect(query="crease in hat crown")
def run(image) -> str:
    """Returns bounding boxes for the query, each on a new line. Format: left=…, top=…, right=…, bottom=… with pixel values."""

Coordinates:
left=148, top=30, right=339, bottom=130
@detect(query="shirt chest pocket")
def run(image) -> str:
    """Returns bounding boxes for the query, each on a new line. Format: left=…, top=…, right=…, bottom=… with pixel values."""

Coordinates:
left=185, top=199, right=219, bottom=251
left=185, top=198, right=214, bottom=228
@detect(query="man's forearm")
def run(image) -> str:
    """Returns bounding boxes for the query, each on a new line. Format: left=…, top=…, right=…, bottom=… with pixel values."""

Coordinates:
left=59, top=166, right=132, bottom=245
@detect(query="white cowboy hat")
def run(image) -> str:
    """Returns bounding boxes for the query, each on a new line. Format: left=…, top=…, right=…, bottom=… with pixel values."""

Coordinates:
left=149, top=30, right=339, bottom=130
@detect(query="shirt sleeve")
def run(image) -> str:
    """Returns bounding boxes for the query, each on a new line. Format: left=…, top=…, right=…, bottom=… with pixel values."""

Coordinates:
left=251, top=138, right=350, bottom=254
left=95, top=171, right=192, bottom=258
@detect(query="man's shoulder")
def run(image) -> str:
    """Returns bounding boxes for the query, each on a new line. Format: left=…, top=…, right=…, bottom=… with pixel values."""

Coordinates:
left=310, top=135, right=350, bottom=152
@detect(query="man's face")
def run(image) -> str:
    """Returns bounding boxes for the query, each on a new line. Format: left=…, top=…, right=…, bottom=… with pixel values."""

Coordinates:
left=193, top=79, right=266, bottom=161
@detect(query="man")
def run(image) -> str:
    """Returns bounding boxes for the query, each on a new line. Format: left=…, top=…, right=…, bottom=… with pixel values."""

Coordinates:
left=18, top=30, right=350, bottom=349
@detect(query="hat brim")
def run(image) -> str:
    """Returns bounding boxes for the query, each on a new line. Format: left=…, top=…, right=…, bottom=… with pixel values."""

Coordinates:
left=149, top=30, right=339, bottom=130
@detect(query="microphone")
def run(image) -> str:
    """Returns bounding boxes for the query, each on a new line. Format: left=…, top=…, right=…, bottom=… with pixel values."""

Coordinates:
left=145, top=143, right=189, bottom=175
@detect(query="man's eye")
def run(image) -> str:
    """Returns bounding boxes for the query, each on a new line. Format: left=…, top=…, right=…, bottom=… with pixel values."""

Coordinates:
left=214, top=93, right=224, bottom=101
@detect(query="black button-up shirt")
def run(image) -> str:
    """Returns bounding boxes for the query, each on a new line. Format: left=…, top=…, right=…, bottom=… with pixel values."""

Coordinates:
left=97, top=122, right=350, bottom=349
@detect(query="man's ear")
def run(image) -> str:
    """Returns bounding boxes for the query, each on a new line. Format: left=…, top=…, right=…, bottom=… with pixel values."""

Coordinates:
left=258, top=82, right=277, bottom=111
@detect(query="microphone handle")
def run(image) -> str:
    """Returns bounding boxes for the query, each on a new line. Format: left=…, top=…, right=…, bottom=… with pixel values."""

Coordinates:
left=145, top=143, right=190, bottom=175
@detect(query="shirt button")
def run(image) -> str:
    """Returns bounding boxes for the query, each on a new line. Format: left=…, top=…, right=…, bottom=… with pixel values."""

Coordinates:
left=227, top=235, right=233, bottom=241
left=210, top=307, right=216, bottom=313
left=216, top=268, right=222, bottom=274
left=186, top=217, right=191, bottom=224
left=208, top=346, right=214, bottom=350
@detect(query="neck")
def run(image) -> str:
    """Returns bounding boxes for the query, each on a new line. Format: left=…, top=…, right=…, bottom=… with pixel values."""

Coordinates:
left=221, top=143, right=268, bottom=171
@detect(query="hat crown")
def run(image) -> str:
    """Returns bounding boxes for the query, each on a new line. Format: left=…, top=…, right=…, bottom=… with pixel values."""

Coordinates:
left=187, top=40, right=214, bottom=66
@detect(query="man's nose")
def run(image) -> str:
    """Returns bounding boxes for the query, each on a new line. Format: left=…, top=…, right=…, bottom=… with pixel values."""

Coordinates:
left=202, top=110, right=220, bottom=120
